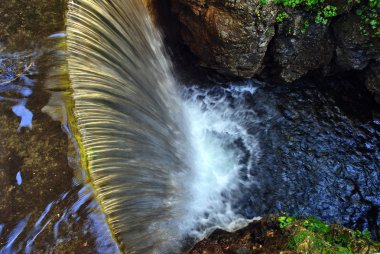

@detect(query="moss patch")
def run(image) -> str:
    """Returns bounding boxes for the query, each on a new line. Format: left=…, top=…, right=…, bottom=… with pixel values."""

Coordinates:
left=188, top=215, right=380, bottom=253
left=280, top=215, right=380, bottom=253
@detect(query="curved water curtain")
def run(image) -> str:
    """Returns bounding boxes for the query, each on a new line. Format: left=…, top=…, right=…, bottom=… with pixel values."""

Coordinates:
left=66, top=0, right=190, bottom=252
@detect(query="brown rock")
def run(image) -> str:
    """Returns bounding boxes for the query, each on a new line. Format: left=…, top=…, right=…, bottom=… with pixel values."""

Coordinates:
left=172, top=0, right=278, bottom=77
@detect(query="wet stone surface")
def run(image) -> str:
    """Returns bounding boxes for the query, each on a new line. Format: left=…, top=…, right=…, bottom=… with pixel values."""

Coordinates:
left=0, top=49, right=116, bottom=254
left=0, top=0, right=66, bottom=50
left=0, top=0, right=118, bottom=253
left=256, top=77, right=380, bottom=239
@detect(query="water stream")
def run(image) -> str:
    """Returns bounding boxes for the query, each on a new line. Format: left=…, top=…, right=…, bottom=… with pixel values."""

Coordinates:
left=66, top=0, right=256, bottom=252
left=0, top=0, right=379, bottom=253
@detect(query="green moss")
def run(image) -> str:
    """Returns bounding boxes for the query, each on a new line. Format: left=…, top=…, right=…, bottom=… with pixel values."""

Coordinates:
left=278, top=215, right=380, bottom=253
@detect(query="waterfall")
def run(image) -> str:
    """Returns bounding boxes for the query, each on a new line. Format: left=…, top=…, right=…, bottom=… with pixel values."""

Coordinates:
left=67, top=0, right=189, bottom=252
left=66, top=0, right=258, bottom=253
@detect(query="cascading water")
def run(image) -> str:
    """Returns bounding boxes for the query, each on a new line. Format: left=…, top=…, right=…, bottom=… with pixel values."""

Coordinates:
left=1, top=0, right=379, bottom=253
left=67, top=0, right=189, bottom=252
left=66, top=0, right=257, bottom=253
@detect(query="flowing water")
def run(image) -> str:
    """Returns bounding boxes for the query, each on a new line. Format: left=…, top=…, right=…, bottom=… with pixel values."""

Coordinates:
left=67, top=0, right=193, bottom=252
left=0, top=0, right=379, bottom=253
left=66, top=0, right=255, bottom=252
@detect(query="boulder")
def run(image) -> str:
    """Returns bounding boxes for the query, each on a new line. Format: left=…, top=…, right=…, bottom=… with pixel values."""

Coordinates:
left=171, top=0, right=278, bottom=77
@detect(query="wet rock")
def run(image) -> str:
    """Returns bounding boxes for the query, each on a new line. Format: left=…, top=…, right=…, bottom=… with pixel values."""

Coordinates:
left=170, top=0, right=380, bottom=102
left=333, top=14, right=380, bottom=71
left=187, top=216, right=286, bottom=254
left=365, top=61, right=380, bottom=103
left=171, top=0, right=277, bottom=77
left=0, top=0, right=65, bottom=49
left=270, top=14, right=335, bottom=82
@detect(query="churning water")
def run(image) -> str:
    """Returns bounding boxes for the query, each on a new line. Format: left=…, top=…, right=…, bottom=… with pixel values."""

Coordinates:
left=179, top=84, right=262, bottom=239
left=1, top=0, right=379, bottom=253
left=66, top=0, right=257, bottom=253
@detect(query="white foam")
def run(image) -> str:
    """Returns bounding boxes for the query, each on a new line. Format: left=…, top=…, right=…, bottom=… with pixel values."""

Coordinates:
left=178, top=84, right=261, bottom=239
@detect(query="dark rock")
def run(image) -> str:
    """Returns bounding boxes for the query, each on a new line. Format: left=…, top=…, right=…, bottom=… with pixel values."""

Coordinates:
left=365, top=61, right=380, bottom=103
left=270, top=13, right=335, bottom=82
left=171, top=0, right=277, bottom=77
left=333, top=14, right=380, bottom=71
left=169, top=0, right=380, bottom=104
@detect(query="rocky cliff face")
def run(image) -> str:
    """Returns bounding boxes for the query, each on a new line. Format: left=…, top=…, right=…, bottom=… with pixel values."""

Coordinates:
left=171, top=0, right=278, bottom=77
left=366, top=61, right=380, bottom=103
left=170, top=0, right=380, bottom=101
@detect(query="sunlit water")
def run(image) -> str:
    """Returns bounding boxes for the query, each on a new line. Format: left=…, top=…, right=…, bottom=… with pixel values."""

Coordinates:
left=65, top=0, right=259, bottom=252
left=0, top=0, right=379, bottom=253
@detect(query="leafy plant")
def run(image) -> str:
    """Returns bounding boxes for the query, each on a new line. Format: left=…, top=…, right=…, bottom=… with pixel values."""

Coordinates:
left=276, top=11, right=288, bottom=22
left=322, top=5, right=337, bottom=17
left=315, top=5, right=337, bottom=25
left=278, top=215, right=296, bottom=228
left=315, top=12, right=329, bottom=25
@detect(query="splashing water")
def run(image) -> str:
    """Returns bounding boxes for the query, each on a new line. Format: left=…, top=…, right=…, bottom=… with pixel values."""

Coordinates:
left=179, top=84, right=261, bottom=239
left=66, top=0, right=259, bottom=253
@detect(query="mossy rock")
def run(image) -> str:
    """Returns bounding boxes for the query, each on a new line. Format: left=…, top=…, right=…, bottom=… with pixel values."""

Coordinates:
left=188, top=215, right=380, bottom=253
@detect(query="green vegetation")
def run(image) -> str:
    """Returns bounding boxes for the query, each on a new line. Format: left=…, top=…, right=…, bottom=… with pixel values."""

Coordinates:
left=260, top=0, right=379, bottom=36
left=278, top=215, right=380, bottom=253
left=300, top=20, right=310, bottom=33
left=356, top=2, right=380, bottom=36
left=276, top=11, right=288, bottom=22
left=273, top=0, right=324, bottom=8
left=279, top=215, right=296, bottom=228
